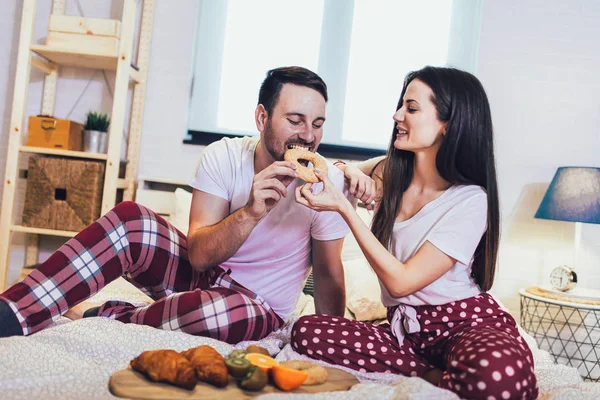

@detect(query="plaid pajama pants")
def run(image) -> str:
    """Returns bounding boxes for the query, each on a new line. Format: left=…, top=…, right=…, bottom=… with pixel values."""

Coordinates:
left=291, top=293, right=538, bottom=400
left=0, top=201, right=283, bottom=343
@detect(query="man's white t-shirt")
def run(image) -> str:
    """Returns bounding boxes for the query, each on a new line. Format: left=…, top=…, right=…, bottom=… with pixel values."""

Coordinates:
left=381, top=184, right=487, bottom=307
left=189, top=137, right=350, bottom=320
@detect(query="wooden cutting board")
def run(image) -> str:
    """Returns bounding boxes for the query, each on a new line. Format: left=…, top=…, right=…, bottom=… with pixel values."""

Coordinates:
left=109, top=367, right=359, bottom=399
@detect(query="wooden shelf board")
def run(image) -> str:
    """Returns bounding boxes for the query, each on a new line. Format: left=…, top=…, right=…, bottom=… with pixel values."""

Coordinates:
left=20, top=146, right=108, bottom=160
left=117, top=178, right=129, bottom=189
left=11, top=225, right=78, bottom=238
left=31, top=56, right=57, bottom=74
left=30, top=46, right=140, bottom=82
left=129, top=67, right=142, bottom=83
left=31, top=44, right=118, bottom=70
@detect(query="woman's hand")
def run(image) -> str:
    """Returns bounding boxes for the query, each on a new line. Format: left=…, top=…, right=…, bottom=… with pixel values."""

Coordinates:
left=342, top=163, right=377, bottom=210
left=295, top=169, right=350, bottom=214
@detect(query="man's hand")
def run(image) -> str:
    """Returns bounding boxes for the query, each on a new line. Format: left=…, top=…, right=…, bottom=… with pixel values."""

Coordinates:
left=343, top=164, right=377, bottom=210
left=246, top=161, right=298, bottom=220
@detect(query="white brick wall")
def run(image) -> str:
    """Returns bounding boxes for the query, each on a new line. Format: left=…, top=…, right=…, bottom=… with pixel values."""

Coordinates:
left=477, top=0, right=600, bottom=316
left=1, top=1, right=599, bottom=315
left=136, top=0, right=201, bottom=181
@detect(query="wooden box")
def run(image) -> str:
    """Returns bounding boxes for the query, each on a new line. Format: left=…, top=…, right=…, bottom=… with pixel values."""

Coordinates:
left=22, top=156, right=105, bottom=232
left=25, top=116, right=83, bottom=151
left=47, top=15, right=121, bottom=55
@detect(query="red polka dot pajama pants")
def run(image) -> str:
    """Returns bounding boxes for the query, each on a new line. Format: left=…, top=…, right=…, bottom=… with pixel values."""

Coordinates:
left=291, top=293, right=537, bottom=400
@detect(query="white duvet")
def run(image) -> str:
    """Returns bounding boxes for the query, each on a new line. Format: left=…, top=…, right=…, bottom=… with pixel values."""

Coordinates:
left=1, top=280, right=599, bottom=400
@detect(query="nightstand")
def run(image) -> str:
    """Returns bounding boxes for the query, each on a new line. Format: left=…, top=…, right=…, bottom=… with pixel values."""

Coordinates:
left=519, top=288, right=600, bottom=382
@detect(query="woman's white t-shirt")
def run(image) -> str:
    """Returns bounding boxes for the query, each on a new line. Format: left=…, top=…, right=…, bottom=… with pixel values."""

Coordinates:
left=380, top=184, right=487, bottom=307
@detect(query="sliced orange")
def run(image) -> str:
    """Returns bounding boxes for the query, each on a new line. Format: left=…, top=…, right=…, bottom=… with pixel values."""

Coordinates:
left=272, top=365, right=308, bottom=391
left=244, top=353, right=279, bottom=374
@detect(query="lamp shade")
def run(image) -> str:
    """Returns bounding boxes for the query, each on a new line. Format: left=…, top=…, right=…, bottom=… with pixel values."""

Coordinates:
left=535, top=167, right=600, bottom=224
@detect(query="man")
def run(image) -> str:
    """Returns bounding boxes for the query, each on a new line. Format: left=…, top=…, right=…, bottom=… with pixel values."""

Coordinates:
left=0, top=66, right=360, bottom=343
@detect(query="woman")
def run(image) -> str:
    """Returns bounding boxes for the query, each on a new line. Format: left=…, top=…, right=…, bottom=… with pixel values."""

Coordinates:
left=293, top=66, right=537, bottom=400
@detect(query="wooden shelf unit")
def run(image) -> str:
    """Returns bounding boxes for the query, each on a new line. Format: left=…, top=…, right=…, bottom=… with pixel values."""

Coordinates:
left=0, top=0, right=155, bottom=289
left=11, top=225, right=78, bottom=238
left=30, top=45, right=142, bottom=82
left=19, top=145, right=109, bottom=160
left=31, top=44, right=118, bottom=70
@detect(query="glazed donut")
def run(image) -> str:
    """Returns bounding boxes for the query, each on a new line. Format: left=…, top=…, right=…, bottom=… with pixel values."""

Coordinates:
left=284, top=148, right=328, bottom=183
left=279, top=360, right=328, bottom=385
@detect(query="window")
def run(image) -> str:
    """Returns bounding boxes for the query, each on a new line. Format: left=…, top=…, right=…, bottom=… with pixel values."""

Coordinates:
left=188, top=0, right=482, bottom=151
left=217, top=1, right=324, bottom=133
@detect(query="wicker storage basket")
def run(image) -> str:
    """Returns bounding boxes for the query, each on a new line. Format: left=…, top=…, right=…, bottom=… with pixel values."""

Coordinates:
left=22, top=156, right=105, bottom=231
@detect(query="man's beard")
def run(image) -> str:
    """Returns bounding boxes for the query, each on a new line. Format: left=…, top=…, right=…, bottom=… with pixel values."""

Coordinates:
left=263, top=118, right=315, bottom=161
left=263, top=119, right=286, bottom=161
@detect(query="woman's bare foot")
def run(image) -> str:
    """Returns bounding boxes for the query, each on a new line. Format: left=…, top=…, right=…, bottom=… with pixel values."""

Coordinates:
left=423, top=368, right=443, bottom=386
left=64, top=301, right=102, bottom=320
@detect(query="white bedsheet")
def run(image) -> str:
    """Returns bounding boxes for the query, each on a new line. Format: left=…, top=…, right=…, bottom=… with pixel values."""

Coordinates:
left=1, top=280, right=599, bottom=399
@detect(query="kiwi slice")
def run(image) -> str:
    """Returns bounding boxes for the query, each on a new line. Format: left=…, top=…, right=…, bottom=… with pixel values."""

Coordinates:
left=238, top=366, right=268, bottom=391
left=225, top=357, right=252, bottom=379
left=246, top=345, right=270, bottom=356
left=228, top=349, right=248, bottom=360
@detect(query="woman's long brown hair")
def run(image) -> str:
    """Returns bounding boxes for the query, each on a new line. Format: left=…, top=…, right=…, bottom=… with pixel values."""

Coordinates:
left=370, top=67, right=500, bottom=292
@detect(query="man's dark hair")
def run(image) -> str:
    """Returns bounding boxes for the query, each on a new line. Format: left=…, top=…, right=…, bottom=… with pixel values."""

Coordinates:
left=258, top=66, right=328, bottom=115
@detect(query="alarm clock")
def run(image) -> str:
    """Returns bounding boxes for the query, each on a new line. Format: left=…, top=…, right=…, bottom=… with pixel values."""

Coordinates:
left=549, top=265, right=577, bottom=292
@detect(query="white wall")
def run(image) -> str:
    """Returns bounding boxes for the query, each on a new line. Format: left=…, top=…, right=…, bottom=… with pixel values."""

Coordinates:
left=1, top=0, right=599, bottom=316
left=136, top=0, right=201, bottom=180
left=477, top=0, right=600, bottom=316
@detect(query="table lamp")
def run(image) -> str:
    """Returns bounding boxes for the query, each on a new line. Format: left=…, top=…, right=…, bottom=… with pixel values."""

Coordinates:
left=534, top=167, right=600, bottom=292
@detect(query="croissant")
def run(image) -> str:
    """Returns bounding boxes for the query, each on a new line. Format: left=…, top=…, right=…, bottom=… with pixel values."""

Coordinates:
left=130, top=349, right=197, bottom=390
left=182, top=345, right=229, bottom=388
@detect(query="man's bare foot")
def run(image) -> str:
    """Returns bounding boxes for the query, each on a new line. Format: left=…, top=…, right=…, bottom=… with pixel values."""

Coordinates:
left=423, top=368, right=443, bottom=386
left=64, top=301, right=102, bottom=320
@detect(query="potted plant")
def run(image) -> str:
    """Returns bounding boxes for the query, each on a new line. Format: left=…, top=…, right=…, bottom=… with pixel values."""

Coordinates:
left=83, top=111, right=111, bottom=153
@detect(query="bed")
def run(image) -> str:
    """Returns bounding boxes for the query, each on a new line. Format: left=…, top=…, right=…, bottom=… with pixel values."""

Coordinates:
left=2, top=178, right=599, bottom=400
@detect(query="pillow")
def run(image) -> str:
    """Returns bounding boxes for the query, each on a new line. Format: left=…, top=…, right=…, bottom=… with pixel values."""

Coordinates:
left=344, top=258, right=387, bottom=321
left=294, top=292, right=310, bottom=315
left=341, top=206, right=373, bottom=261
left=296, top=293, right=354, bottom=320
left=171, top=188, right=193, bottom=235
left=339, top=205, right=387, bottom=321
